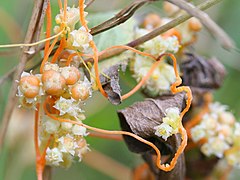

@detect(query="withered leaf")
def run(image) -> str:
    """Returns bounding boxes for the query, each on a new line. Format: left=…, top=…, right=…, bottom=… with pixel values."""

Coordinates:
left=181, top=53, right=226, bottom=92
left=100, top=64, right=125, bottom=105
left=117, top=93, right=185, bottom=154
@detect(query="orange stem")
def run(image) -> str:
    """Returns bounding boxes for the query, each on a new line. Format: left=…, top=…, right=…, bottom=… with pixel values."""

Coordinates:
left=63, top=0, right=68, bottom=22
left=34, top=103, right=41, bottom=157
left=44, top=2, right=52, bottom=57
left=40, top=36, right=59, bottom=73
left=51, top=38, right=65, bottom=63
left=66, top=52, right=78, bottom=66
left=89, top=131, right=123, bottom=141
left=58, top=0, right=62, bottom=10
left=98, top=45, right=157, bottom=60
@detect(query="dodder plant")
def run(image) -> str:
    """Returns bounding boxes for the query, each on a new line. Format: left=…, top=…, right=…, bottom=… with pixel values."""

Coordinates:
left=0, top=0, right=238, bottom=179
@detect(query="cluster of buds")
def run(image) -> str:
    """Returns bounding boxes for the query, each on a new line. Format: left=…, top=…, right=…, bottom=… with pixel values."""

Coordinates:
left=190, top=102, right=240, bottom=168
left=154, top=107, right=181, bottom=141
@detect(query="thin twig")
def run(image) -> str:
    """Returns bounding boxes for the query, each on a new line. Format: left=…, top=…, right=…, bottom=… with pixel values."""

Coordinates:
left=85, top=0, right=96, bottom=8
left=90, top=0, right=157, bottom=35
left=0, top=0, right=48, bottom=151
left=166, top=0, right=234, bottom=50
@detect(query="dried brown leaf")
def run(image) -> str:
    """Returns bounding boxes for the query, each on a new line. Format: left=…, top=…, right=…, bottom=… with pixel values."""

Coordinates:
left=100, top=64, right=125, bottom=105
left=181, top=53, right=225, bottom=92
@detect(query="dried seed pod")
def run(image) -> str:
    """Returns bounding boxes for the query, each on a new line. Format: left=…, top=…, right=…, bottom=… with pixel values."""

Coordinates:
left=42, top=70, right=66, bottom=96
left=19, top=75, right=40, bottom=98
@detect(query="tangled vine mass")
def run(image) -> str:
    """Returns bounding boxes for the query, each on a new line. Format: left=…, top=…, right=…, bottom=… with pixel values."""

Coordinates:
left=0, top=0, right=239, bottom=179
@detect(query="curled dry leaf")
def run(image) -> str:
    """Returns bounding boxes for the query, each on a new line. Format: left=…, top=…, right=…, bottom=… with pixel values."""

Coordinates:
left=100, top=64, right=126, bottom=105
left=117, top=92, right=185, bottom=154
left=181, top=53, right=225, bottom=106
left=181, top=53, right=226, bottom=91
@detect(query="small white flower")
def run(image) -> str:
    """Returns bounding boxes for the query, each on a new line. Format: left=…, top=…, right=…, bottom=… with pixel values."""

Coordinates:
left=67, top=27, right=92, bottom=51
left=135, top=28, right=179, bottom=55
left=54, top=97, right=74, bottom=116
left=154, top=123, right=173, bottom=141
left=55, top=6, right=83, bottom=31
left=42, top=116, right=60, bottom=134
left=75, top=138, right=90, bottom=161
left=58, top=134, right=78, bottom=156
left=54, top=97, right=83, bottom=118
left=208, top=137, right=230, bottom=158
left=191, top=124, right=206, bottom=142
left=72, top=125, right=88, bottom=136
left=46, top=147, right=63, bottom=166
left=61, top=122, right=73, bottom=131
left=163, top=107, right=181, bottom=131
left=132, top=55, right=176, bottom=96
left=209, top=102, right=228, bottom=115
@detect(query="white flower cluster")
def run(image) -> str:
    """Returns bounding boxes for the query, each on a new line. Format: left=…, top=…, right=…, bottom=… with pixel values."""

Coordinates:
left=131, top=15, right=182, bottom=97
left=132, top=54, right=176, bottom=96
left=154, top=107, right=181, bottom=141
left=45, top=132, right=89, bottom=168
left=135, top=28, right=180, bottom=56
left=190, top=102, right=240, bottom=168
left=54, top=6, right=92, bottom=52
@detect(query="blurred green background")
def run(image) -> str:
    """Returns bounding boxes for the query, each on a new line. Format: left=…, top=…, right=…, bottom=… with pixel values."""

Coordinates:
left=0, top=0, right=240, bottom=179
